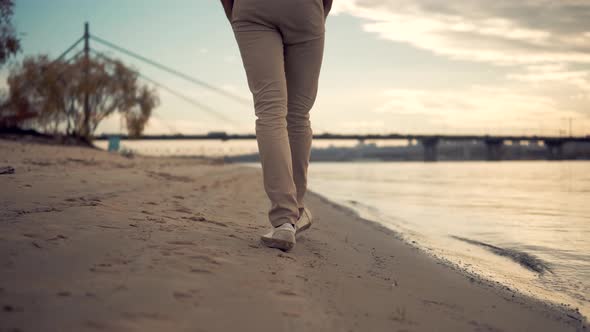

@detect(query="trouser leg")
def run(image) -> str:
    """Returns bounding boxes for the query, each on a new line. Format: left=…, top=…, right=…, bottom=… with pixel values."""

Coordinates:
left=284, top=36, right=325, bottom=212
left=233, top=29, right=299, bottom=227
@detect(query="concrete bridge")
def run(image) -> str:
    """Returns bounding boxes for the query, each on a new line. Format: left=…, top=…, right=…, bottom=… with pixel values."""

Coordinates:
left=95, top=133, right=590, bottom=161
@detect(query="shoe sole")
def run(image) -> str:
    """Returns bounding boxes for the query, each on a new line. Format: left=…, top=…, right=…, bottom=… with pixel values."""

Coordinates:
left=261, top=237, right=295, bottom=251
left=261, top=230, right=295, bottom=251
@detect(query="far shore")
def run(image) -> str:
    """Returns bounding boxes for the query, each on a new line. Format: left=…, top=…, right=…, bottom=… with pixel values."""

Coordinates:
left=0, top=138, right=586, bottom=331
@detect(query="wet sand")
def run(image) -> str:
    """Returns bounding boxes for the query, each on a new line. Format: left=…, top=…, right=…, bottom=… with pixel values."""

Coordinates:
left=0, top=139, right=586, bottom=331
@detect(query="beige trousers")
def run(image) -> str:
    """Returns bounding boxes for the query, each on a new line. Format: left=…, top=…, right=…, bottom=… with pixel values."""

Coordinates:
left=231, top=0, right=325, bottom=227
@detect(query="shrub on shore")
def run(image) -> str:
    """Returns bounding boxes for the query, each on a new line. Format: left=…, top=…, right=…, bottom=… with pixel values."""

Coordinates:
left=0, top=54, right=159, bottom=142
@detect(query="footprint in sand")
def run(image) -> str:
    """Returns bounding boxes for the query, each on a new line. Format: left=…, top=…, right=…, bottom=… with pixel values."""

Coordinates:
left=146, top=171, right=194, bottom=182
left=22, top=233, right=40, bottom=239
left=166, top=240, right=195, bottom=246
left=182, top=216, right=228, bottom=228
left=16, top=206, right=62, bottom=216
left=0, top=165, right=15, bottom=174
left=172, top=291, right=193, bottom=301
left=189, top=254, right=221, bottom=266
left=173, top=206, right=193, bottom=214
left=64, top=196, right=101, bottom=207
left=277, top=253, right=296, bottom=261
left=47, top=234, right=68, bottom=242
left=3, top=304, right=24, bottom=312
left=146, top=216, right=167, bottom=224
left=190, top=267, right=213, bottom=274
left=89, top=263, right=120, bottom=274
left=281, top=311, right=301, bottom=318
left=277, top=290, right=298, bottom=297
left=121, top=311, right=169, bottom=322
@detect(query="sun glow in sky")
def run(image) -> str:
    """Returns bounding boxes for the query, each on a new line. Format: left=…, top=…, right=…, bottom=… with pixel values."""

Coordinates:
left=7, top=0, right=590, bottom=136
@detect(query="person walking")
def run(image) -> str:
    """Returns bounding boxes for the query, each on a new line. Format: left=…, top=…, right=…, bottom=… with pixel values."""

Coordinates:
left=220, top=0, right=332, bottom=251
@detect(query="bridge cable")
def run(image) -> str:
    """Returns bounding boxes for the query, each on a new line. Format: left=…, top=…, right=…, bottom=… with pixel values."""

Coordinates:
left=138, top=72, right=237, bottom=124
left=90, top=49, right=236, bottom=125
left=149, top=113, right=182, bottom=135
left=89, top=50, right=181, bottom=135
left=53, top=36, right=85, bottom=64
left=89, top=34, right=251, bottom=106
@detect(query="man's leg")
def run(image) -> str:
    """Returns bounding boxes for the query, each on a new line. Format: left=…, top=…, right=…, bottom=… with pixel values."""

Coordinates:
left=233, top=28, right=299, bottom=227
left=284, top=36, right=325, bottom=213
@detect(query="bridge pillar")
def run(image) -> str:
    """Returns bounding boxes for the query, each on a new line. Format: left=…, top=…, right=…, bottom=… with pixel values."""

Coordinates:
left=420, top=137, right=439, bottom=162
left=485, top=138, right=504, bottom=161
left=544, top=139, right=565, bottom=160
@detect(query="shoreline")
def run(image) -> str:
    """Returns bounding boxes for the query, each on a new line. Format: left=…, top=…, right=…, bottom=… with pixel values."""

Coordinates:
left=306, top=160, right=590, bottom=321
left=308, top=189, right=588, bottom=325
left=0, top=139, right=586, bottom=331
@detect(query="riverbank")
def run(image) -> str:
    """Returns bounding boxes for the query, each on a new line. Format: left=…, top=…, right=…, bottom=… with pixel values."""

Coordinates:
left=306, top=160, right=590, bottom=320
left=0, top=139, right=585, bottom=331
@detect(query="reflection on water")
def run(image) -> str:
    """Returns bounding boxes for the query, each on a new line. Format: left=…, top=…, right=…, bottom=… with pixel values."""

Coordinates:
left=93, top=139, right=368, bottom=157
left=307, top=161, right=590, bottom=318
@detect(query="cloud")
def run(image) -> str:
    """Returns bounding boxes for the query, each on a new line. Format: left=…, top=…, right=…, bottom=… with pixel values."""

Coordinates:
left=333, top=0, right=590, bottom=65
left=372, top=87, right=588, bottom=135
left=507, top=65, right=590, bottom=93
left=329, top=0, right=590, bottom=135
left=337, top=120, right=387, bottom=132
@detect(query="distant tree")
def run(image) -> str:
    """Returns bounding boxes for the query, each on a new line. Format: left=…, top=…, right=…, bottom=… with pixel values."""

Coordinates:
left=125, top=85, right=158, bottom=138
left=0, top=0, right=20, bottom=66
left=1, top=54, right=159, bottom=140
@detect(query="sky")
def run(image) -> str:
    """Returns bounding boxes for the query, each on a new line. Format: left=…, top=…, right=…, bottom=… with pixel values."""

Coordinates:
left=6, top=0, right=590, bottom=136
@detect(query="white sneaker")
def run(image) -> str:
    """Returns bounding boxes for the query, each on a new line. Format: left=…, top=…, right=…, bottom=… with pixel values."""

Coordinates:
left=261, top=222, right=296, bottom=251
left=295, top=207, right=313, bottom=235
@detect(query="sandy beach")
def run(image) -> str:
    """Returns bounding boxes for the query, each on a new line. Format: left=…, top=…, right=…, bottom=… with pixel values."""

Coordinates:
left=0, top=138, right=586, bottom=332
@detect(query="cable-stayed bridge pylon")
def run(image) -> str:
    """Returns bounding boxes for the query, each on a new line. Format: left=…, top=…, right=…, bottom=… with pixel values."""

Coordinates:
left=48, top=22, right=248, bottom=133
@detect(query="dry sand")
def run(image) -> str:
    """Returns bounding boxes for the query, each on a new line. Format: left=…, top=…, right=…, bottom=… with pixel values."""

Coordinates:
left=0, top=139, right=586, bottom=331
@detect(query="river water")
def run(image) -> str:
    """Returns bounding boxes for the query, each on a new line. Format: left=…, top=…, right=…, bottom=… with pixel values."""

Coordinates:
left=308, top=161, right=590, bottom=318
left=94, top=140, right=590, bottom=318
